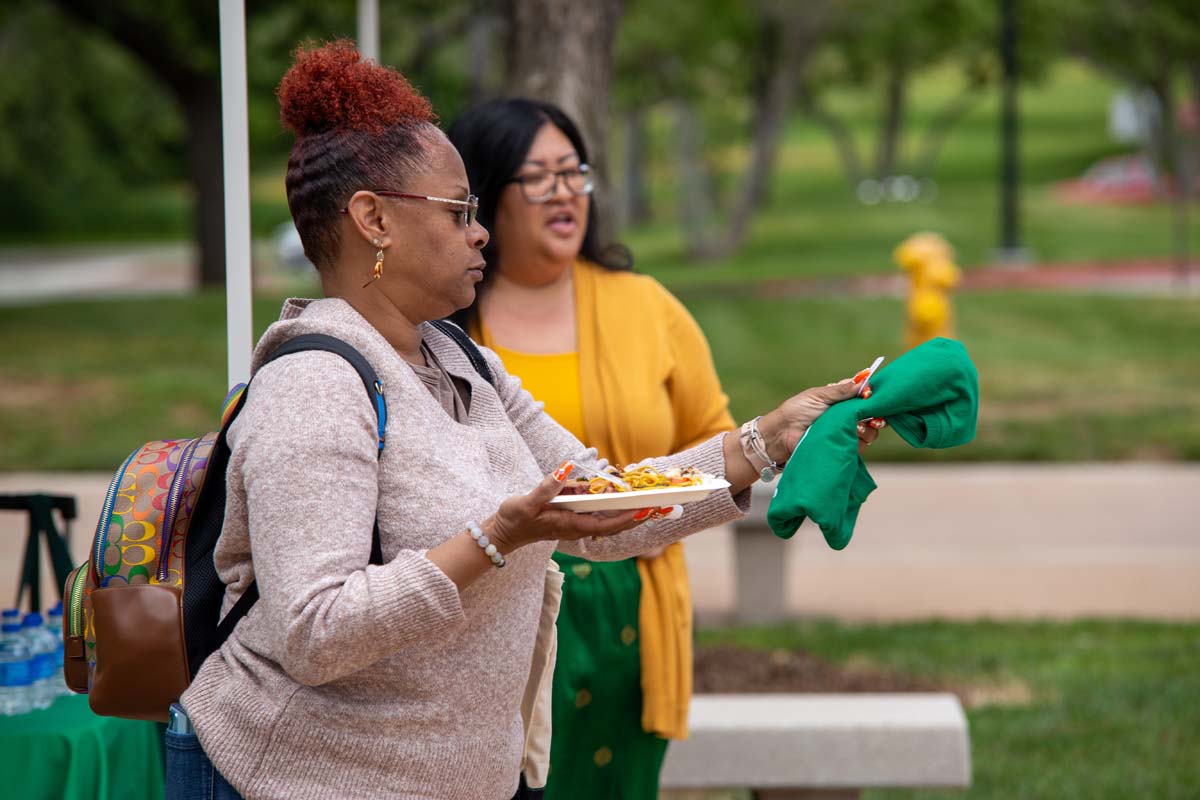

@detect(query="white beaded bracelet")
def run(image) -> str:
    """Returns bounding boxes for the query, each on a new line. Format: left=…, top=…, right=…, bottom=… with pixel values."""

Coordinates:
left=468, top=522, right=506, bottom=568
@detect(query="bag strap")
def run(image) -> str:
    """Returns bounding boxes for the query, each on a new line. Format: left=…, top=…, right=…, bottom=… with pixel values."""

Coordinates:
left=213, top=335, right=386, bottom=648
left=430, top=319, right=495, bottom=387
left=212, top=326, right=493, bottom=648
left=262, top=333, right=390, bottom=452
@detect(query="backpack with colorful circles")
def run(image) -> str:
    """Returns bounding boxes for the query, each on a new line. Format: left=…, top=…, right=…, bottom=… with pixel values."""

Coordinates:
left=61, top=335, right=391, bottom=721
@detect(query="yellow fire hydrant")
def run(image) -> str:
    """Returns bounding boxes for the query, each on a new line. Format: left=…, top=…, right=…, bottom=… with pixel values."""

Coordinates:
left=893, top=232, right=962, bottom=349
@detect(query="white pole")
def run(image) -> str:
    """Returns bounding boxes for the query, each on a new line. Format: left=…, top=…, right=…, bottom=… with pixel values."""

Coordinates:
left=358, top=0, right=380, bottom=62
left=218, top=0, right=254, bottom=387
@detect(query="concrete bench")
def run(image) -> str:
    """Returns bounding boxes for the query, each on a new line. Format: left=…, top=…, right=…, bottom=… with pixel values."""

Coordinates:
left=733, top=482, right=794, bottom=622
left=660, top=694, right=971, bottom=799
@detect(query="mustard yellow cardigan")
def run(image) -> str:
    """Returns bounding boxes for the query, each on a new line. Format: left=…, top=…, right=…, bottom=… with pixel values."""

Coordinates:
left=473, top=259, right=735, bottom=739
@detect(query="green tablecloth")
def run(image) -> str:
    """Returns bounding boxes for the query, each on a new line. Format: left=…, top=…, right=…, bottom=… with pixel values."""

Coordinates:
left=0, top=694, right=163, bottom=800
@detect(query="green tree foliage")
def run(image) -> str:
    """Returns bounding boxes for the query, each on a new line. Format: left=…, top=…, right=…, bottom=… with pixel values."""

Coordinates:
left=0, top=3, right=182, bottom=238
left=0, top=0, right=481, bottom=268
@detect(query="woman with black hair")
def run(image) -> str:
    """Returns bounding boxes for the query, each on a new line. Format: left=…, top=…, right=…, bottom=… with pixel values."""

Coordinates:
left=447, top=99, right=731, bottom=799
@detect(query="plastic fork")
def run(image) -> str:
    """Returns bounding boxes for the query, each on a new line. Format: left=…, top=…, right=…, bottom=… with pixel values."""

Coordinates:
left=573, top=461, right=632, bottom=492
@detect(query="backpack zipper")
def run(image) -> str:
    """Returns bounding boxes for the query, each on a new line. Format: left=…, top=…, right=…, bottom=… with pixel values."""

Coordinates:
left=93, top=447, right=140, bottom=582
left=66, top=565, right=87, bottom=638
left=157, top=437, right=201, bottom=583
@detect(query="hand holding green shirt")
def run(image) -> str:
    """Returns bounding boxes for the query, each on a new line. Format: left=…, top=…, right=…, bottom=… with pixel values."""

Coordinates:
left=767, top=337, right=979, bottom=548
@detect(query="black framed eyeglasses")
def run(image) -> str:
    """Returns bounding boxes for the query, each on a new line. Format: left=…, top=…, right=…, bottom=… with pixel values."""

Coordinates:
left=508, top=164, right=594, bottom=204
left=340, top=191, right=479, bottom=227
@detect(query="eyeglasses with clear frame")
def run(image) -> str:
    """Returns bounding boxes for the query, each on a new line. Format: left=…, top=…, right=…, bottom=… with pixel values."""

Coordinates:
left=340, top=191, right=479, bottom=227
left=508, top=164, right=594, bottom=204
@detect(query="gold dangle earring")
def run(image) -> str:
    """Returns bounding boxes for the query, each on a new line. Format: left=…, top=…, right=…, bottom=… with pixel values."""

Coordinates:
left=364, top=243, right=385, bottom=288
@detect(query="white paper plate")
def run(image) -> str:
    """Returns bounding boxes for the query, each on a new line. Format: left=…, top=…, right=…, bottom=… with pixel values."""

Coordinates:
left=548, top=478, right=731, bottom=513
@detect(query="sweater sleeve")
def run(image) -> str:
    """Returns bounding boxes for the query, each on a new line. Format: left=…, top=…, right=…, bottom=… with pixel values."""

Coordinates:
left=555, top=432, right=751, bottom=561
left=656, top=280, right=737, bottom=451
left=483, top=345, right=750, bottom=561
left=229, top=353, right=465, bottom=687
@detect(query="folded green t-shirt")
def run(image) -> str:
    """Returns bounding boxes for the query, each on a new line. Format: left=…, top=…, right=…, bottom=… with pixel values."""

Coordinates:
left=766, top=337, right=979, bottom=548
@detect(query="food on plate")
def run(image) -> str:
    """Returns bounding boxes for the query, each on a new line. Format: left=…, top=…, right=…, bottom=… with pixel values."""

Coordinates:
left=559, top=465, right=712, bottom=495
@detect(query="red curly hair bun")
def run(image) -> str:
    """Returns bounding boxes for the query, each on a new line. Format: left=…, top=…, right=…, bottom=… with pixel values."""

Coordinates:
left=277, top=39, right=435, bottom=137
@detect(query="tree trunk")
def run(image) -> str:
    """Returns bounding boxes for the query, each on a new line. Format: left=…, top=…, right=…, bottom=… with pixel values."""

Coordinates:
left=620, top=107, right=652, bottom=227
left=875, top=52, right=908, bottom=179
left=1190, top=61, right=1200, bottom=200
left=672, top=99, right=720, bottom=258
left=912, top=77, right=987, bottom=180
left=502, top=0, right=623, bottom=245
left=182, top=79, right=227, bottom=288
left=706, top=11, right=811, bottom=259
left=466, top=12, right=499, bottom=106
left=46, top=0, right=224, bottom=289
left=1152, top=71, right=1192, bottom=288
left=797, top=82, right=866, bottom=189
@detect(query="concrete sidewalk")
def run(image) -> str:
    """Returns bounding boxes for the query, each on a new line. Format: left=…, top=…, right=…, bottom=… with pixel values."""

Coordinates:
left=0, top=244, right=194, bottom=305
left=2, top=464, right=1197, bottom=620
left=684, top=463, right=1200, bottom=621
left=3, top=245, right=1196, bottom=308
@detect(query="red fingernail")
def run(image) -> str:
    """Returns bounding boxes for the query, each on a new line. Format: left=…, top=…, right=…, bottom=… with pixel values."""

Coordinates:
left=633, top=509, right=653, bottom=522
left=862, top=387, right=873, bottom=399
left=553, top=461, right=573, bottom=481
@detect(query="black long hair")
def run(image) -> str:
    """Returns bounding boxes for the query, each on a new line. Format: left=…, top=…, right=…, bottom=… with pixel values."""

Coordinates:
left=446, top=98, right=632, bottom=329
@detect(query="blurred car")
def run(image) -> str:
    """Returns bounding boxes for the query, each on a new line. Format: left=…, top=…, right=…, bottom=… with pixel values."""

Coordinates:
left=273, top=220, right=313, bottom=272
left=1054, top=153, right=1200, bottom=205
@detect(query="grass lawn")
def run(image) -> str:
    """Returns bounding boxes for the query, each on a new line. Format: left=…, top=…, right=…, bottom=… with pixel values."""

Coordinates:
left=683, top=291, right=1200, bottom=462
left=1, top=289, right=1197, bottom=470
left=691, top=620, right=1200, bottom=799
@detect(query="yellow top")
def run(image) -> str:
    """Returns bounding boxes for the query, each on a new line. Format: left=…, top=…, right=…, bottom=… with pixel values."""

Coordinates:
left=487, top=344, right=587, bottom=443
left=473, top=259, right=735, bottom=740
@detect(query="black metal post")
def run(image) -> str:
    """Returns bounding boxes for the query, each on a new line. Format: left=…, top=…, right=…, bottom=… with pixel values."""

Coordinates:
left=997, top=0, right=1028, bottom=264
left=2, top=494, right=77, bottom=612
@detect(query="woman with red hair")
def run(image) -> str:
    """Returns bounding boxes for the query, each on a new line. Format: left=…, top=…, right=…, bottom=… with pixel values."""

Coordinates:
left=166, top=41, right=875, bottom=800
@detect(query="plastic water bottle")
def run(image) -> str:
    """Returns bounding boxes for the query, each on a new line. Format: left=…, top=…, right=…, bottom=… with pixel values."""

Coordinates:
left=0, top=622, right=33, bottom=716
left=22, top=613, right=56, bottom=710
left=46, top=604, right=68, bottom=697
left=0, top=609, right=18, bottom=625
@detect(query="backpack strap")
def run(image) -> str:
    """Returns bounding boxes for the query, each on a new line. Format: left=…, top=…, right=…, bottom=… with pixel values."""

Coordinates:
left=213, top=335, right=386, bottom=649
left=430, top=319, right=495, bottom=387
left=212, top=327, right=493, bottom=650
left=262, top=334, right=389, bottom=452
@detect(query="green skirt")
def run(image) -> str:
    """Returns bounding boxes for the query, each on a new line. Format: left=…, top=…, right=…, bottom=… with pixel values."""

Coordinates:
left=544, top=552, right=668, bottom=800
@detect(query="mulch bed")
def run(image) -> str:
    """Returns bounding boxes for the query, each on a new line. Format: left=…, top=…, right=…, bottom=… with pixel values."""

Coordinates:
left=693, top=644, right=945, bottom=694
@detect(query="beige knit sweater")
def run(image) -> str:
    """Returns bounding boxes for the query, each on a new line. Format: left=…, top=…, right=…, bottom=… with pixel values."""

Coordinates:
left=181, top=298, right=749, bottom=800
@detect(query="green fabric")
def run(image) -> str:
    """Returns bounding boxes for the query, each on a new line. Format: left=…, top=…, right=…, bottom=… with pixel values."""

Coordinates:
left=545, top=552, right=668, bottom=800
left=767, top=337, right=979, bottom=548
left=0, top=693, right=164, bottom=800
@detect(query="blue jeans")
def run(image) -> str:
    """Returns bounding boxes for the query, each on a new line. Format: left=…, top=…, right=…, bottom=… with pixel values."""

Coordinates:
left=164, top=705, right=242, bottom=800
left=162, top=705, right=539, bottom=800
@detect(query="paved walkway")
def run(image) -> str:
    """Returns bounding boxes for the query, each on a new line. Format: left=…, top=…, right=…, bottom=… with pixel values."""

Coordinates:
left=684, top=464, right=1200, bottom=621
left=4, top=464, right=1197, bottom=621
left=679, top=259, right=1199, bottom=301
left=1, top=246, right=1196, bottom=305
left=0, top=243, right=303, bottom=306
left=0, top=244, right=194, bottom=305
